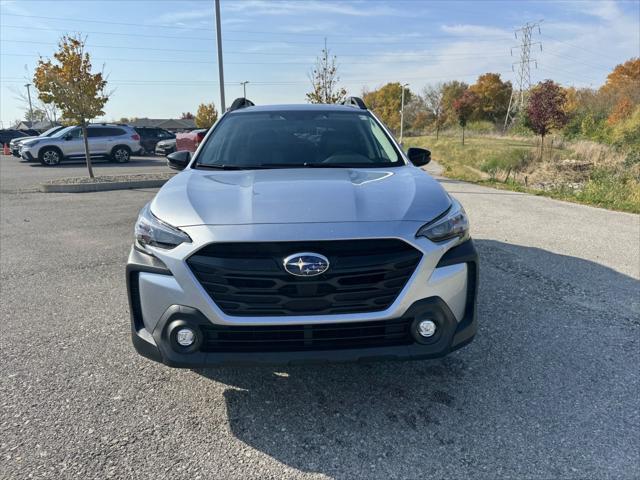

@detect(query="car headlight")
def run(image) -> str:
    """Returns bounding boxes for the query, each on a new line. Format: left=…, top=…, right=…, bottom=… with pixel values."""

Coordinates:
left=134, top=203, right=191, bottom=251
left=416, top=197, right=469, bottom=243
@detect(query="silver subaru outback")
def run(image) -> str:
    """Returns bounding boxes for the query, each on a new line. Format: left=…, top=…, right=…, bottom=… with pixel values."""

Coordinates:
left=127, top=97, right=478, bottom=367
left=20, top=124, right=142, bottom=165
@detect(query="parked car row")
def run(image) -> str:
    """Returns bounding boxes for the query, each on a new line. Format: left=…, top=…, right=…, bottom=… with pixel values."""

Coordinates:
left=17, top=124, right=143, bottom=166
left=2, top=124, right=202, bottom=166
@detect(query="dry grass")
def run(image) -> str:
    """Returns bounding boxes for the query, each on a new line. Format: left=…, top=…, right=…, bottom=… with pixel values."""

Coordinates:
left=406, top=132, right=640, bottom=213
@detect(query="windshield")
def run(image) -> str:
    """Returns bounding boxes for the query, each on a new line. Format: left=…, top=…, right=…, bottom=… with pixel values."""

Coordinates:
left=51, top=126, right=74, bottom=138
left=195, top=110, right=404, bottom=169
left=40, top=126, right=61, bottom=137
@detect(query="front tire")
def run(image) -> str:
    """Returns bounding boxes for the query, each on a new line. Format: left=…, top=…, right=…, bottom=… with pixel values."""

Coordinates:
left=112, top=146, right=131, bottom=163
left=39, top=147, right=62, bottom=166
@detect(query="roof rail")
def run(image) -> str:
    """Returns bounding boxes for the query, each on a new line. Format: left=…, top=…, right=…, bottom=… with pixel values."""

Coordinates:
left=341, top=96, right=367, bottom=110
left=228, top=97, right=255, bottom=112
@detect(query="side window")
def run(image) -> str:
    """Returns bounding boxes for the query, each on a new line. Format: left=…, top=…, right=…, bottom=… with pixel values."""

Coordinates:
left=87, top=128, right=101, bottom=138
left=68, top=128, right=83, bottom=139
left=367, top=117, right=396, bottom=161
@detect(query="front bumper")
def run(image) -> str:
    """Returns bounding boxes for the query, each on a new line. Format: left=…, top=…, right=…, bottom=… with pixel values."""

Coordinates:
left=20, top=150, right=35, bottom=162
left=126, top=235, right=479, bottom=367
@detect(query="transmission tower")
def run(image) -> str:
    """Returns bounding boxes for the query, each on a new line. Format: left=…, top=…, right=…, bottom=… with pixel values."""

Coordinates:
left=504, top=20, right=543, bottom=129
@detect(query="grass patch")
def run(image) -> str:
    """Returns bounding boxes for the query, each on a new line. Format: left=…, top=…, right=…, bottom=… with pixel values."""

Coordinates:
left=406, top=133, right=640, bottom=214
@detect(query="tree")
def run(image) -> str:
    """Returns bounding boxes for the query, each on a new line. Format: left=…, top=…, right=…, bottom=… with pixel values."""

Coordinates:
left=363, top=82, right=412, bottom=133
left=34, top=34, right=109, bottom=178
left=453, top=90, right=478, bottom=145
left=468, top=73, right=512, bottom=124
left=181, top=112, right=195, bottom=120
left=423, top=83, right=445, bottom=139
left=607, top=96, right=634, bottom=125
left=25, top=108, right=47, bottom=123
left=195, top=103, right=218, bottom=128
left=306, top=46, right=346, bottom=104
left=600, top=57, right=640, bottom=104
left=441, top=81, right=468, bottom=127
left=525, top=80, right=568, bottom=156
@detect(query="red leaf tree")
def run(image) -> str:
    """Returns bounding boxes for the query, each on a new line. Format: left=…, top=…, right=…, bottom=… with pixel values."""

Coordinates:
left=452, top=90, right=478, bottom=145
left=525, top=80, right=568, bottom=156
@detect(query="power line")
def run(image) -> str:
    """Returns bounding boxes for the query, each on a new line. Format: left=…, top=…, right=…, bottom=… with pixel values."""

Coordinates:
left=0, top=70, right=514, bottom=86
left=0, top=12, right=511, bottom=41
left=0, top=50, right=510, bottom=63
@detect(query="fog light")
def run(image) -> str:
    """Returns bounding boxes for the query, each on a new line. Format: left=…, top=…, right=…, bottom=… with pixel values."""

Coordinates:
left=176, top=328, right=195, bottom=347
left=417, top=320, right=437, bottom=338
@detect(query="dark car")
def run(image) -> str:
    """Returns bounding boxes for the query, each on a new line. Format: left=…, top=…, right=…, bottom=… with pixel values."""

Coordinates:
left=0, top=130, right=28, bottom=147
left=134, top=127, right=175, bottom=155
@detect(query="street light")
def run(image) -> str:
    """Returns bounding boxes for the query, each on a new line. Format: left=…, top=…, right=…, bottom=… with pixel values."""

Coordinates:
left=399, top=83, right=409, bottom=145
left=240, top=81, right=249, bottom=98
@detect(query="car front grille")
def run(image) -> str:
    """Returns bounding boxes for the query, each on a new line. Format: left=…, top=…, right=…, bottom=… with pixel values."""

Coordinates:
left=187, top=239, right=422, bottom=316
left=199, top=317, right=414, bottom=352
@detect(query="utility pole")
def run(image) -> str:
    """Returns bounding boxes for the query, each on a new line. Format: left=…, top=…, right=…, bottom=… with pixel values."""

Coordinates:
left=214, top=0, right=226, bottom=112
left=504, top=20, right=542, bottom=130
left=24, top=83, right=34, bottom=124
left=240, top=81, right=249, bottom=98
left=399, top=83, right=409, bottom=145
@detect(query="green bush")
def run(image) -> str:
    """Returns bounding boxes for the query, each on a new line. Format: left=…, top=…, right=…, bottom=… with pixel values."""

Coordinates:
left=466, top=120, right=496, bottom=134
left=480, top=148, right=533, bottom=180
left=574, top=168, right=640, bottom=213
left=611, top=106, right=640, bottom=150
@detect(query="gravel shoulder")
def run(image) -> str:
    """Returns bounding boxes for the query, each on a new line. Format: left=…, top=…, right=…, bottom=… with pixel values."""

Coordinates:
left=1, top=161, right=638, bottom=479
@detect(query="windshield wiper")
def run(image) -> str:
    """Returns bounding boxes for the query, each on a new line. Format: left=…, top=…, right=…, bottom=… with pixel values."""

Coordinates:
left=195, top=164, right=253, bottom=170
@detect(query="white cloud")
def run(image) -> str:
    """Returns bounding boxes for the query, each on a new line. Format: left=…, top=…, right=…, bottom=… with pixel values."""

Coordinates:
left=224, top=0, right=408, bottom=17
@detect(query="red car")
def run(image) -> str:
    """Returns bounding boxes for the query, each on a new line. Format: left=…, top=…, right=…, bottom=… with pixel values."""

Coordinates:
left=175, top=129, right=208, bottom=153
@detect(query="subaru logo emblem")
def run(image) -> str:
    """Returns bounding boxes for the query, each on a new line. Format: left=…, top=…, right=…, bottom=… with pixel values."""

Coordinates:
left=283, top=252, right=330, bottom=277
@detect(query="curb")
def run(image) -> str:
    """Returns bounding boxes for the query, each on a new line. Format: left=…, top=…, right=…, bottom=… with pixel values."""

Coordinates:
left=40, top=179, right=169, bottom=193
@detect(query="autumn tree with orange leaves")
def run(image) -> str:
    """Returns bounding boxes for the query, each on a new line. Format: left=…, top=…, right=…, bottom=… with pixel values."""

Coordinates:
left=34, top=35, right=109, bottom=178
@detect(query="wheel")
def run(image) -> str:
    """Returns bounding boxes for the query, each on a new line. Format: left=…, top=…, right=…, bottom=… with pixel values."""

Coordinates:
left=39, top=147, right=62, bottom=166
left=111, top=146, right=131, bottom=163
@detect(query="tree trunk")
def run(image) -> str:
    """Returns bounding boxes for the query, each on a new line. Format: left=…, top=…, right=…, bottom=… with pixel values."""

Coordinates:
left=436, top=120, right=440, bottom=140
left=540, top=134, right=544, bottom=160
left=461, top=126, right=465, bottom=146
left=81, top=123, right=95, bottom=179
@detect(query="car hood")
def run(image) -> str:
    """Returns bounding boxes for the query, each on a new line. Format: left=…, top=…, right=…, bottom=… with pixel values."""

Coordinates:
left=11, top=136, right=35, bottom=145
left=157, top=139, right=176, bottom=146
left=151, top=166, right=451, bottom=227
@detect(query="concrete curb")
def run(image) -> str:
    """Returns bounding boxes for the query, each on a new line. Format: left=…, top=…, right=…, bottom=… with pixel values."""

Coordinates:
left=40, top=178, right=169, bottom=193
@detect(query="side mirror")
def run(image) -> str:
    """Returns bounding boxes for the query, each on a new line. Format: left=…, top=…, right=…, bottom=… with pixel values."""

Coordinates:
left=63, top=134, right=72, bottom=141
left=407, top=147, right=431, bottom=167
left=167, top=150, right=191, bottom=170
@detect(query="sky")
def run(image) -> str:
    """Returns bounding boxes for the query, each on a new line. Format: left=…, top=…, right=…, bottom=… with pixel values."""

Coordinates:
left=0, top=0, right=638, bottom=126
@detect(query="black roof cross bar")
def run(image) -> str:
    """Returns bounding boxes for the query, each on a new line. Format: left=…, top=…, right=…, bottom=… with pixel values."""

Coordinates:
left=341, top=96, right=367, bottom=110
left=228, top=97, right=255, bottom=112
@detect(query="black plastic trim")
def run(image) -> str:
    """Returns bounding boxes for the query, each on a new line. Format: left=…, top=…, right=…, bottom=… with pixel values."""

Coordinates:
left=135, top=297, right=472, bottom=367
left=436, top=239, right=478, bottom=268
left=126, top=246, right=171, bottom=363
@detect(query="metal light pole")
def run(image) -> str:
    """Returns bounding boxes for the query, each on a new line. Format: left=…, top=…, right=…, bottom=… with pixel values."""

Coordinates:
left=24, top=83, right=34, bottom=125
left=214, top=0, right=226, bottom=111
left=399, top=83, right=409, bottom=145
left=240, top=81, right=249, bottom=98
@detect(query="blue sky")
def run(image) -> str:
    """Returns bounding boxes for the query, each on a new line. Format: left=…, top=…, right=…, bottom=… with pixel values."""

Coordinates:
left=1, top=0, right=638, bottom=126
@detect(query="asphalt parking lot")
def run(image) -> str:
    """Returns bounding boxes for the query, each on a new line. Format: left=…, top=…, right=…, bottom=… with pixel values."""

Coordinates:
left=1, top=154, right=639, bottom=479
left=0, top=154, right=168, bottom=191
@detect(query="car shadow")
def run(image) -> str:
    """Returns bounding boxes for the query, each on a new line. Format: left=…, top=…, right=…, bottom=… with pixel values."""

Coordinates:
left=193, top=240, right=639, bottom=478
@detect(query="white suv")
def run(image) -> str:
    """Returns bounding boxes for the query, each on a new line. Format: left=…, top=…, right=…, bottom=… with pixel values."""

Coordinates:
left=20, top=124, right=142, bottom=166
